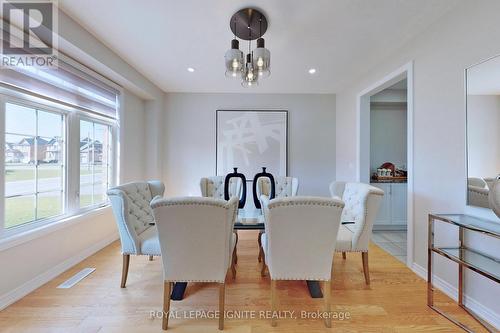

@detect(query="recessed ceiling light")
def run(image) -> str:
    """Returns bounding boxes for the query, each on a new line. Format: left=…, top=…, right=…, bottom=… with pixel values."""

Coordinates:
left=187, top=67, right=195, bottom=72
left=308, top=68, right=317, bottom=74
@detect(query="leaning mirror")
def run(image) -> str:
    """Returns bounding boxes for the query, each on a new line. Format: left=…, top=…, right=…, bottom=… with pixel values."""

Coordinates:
left=466, top=55, right=500, bottom=217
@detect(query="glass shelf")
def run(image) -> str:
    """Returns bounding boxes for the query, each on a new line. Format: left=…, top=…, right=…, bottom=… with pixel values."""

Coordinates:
left=434, top=247, right=500, bottom=282
left=431, top=214, right=500, bottom=238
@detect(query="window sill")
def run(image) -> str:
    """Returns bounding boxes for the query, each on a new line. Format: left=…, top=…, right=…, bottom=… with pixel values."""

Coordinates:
left=0, top=205, right=112, bottom=252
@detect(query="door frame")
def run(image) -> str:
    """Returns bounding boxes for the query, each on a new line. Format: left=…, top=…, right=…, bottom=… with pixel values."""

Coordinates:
left=356, top=61, right=414, bottom=268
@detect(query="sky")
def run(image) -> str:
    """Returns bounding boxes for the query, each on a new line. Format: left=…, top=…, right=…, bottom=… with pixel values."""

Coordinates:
left=5, top=103, right=61, bottom=143
left=5, top=102, right=108, bottom=144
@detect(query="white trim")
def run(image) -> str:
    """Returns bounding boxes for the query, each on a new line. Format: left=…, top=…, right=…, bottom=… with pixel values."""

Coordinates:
left=0, top=96, right=5, bottom=237
left=0, top=231, right=118, bottom=311
left=0, top=205, right=111, bottom=252
left=412, top=263, right=500, bottom=330
left=356, top=61, right=415, bottom=268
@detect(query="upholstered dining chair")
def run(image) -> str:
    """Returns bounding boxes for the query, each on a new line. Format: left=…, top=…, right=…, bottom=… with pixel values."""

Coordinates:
left=107, top=180, right=165, bottom=288
left=151, top=196, right=239, bottom=331
left=259, top=196, right=344, bottom=327
left=256, top=176, right=299, bottom=262
left=329, top=181, right=384, bottom=285
left=200, top=176, right=243, bottom=199
left=256, top=176, right=299, bottom=202
left=200, top=176, right=243, bottom=263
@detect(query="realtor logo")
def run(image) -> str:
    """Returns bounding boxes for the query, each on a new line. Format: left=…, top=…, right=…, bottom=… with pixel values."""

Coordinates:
left=1, top=0, right=58, bottom=67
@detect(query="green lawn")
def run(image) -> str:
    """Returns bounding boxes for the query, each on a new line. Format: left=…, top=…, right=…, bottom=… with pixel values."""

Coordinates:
left=5, top=194, right=103, bottom=228
left=5, top=165, right=100, bottom=181
left=5, top=196, right=61, bottom=228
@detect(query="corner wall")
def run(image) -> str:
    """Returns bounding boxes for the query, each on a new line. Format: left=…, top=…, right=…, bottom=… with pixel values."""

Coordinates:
left=335, top=0, right=500, bottom=325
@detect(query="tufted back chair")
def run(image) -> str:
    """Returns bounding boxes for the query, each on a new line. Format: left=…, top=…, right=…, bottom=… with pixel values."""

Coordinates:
left=107, top=180, right=165, bottom=288
left=200, top=176, right=243, bottom=200
left=329, top=181, right=384, bottom=251
left=329, top=181, right=384, bottom=285
left=257, top=176, right=298, bottom=199
left=108, top=181, right=165, bottom=255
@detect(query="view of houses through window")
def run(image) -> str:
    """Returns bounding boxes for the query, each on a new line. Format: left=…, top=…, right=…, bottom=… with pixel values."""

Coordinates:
left=4, top=102, right=114, bottom=230
left=79, top=120, right=111, bottom=208
left=5, top=103, right=65, bottom=228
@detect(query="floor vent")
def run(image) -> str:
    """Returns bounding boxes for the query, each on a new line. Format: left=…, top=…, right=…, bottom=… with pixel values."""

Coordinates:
left=57, top=268, right=96, bottom=289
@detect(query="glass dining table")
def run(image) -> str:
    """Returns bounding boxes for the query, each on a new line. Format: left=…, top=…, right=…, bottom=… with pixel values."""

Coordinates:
left=170, top=208, right=324, bottom=300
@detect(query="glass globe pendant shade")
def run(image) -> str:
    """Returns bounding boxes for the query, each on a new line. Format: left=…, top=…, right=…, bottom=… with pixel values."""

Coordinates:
left=241, top=53, right=258, bottom=87
left=254, top=38, right=270, bottom=78
left=225, top=39, right=244, bottom=78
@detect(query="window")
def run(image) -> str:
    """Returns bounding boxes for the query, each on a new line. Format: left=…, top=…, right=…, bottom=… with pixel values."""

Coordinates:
left=79, top=120, right=112, bottom=208
left=4, top=102, right=65, bottom=228
left=0, top=54, right=119, bottom=236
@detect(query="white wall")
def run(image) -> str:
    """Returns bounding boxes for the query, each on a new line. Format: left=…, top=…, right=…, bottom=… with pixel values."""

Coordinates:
left=467, top=95, right=500, bottom=178
left=0, top=11, right=161, bottom=309
left=120, top=90, right=146, bottom=183
left=370, top=105, right=407, bottom=173
left=163, top=93, right=336, bottom=197
left=336, top=0, right=500, bottom=325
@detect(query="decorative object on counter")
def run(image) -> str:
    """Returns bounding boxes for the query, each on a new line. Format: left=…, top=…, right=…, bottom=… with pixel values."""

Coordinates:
left=372, top=162, right=407, bottom=182
left=224, top=168, right=247, bottom=208
left=252, top=167, right=275, bottom=209
left=488, top=179, right=500, bottom=218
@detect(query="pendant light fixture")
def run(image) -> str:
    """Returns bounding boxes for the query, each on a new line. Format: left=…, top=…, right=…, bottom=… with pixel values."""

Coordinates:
left=225, top=8, right=270, bottom=87
left=224, top=21, right=244, bottom=78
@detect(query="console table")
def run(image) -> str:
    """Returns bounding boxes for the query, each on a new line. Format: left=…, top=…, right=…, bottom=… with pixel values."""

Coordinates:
left=428, top=214, right=500, bottom=332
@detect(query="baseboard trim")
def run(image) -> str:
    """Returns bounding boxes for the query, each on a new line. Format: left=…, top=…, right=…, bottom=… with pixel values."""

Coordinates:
left=411, top=263, right=500, bottom=330
left=0, top=232, right=118, bottom=311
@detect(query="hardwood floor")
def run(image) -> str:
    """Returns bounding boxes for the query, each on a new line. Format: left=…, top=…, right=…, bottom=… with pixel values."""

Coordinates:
left=0, top=230, right=488, bottom=332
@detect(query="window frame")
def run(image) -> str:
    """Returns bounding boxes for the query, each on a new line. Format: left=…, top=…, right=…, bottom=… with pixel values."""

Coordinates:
left=77, top=115, right=115, bottom=212
left=0, top=87, right=118, bottom=238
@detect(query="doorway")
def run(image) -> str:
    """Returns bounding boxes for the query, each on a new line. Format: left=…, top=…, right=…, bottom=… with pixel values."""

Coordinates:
left=357, top=62, right=414, bottom=267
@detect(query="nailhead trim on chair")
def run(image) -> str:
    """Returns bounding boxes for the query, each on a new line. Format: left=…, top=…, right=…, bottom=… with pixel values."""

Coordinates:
left=268, top=197, right=344, bottom=209
left=166, top=279, right=226, bottom=283
left=270, top=276, right=332, bottom=281
left=151, top=197, right=233, bottom=209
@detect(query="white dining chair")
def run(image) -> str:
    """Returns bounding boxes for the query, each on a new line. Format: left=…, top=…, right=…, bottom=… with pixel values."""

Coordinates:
left=151, top=196, right=239, bottom=330
left=200, top=176, right=243, bottom=199
left=259, top=196, right=344, bottom=327
left=107, top=180, right=165, bottom=288
left=256, top=176, right=299, bottom=262
left=329, top=181, right=384, bottom=284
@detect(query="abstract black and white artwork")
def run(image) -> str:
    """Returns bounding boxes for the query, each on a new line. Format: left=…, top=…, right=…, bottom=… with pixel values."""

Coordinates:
left=216, top=110, right=288, bottom=179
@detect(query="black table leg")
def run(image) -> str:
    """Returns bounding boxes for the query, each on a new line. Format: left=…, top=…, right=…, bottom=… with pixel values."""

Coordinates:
left=306, top=280, right=323, bottom=298
left=171, top=282, right=187, bottom=300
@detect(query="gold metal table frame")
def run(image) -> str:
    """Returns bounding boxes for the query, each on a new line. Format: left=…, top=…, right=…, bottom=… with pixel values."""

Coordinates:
left=428, top=214, right=500, bottom=333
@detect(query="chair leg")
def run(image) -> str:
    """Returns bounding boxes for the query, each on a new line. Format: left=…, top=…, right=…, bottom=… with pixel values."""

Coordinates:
left=219, top=283, right=225, bottom=330
left=271, top=280, right=277, bottom=327
left=120, top=254, right=130, bottom=288
left=149, top=255, right=154, bottom=261
left=162, top=281, right=172, bottom=330
left=362, top=252, right=370, bottom=285
left=234, top=232, right=238, bottom=265
left=231, top=248, right=237, bottom=279
left=261, top=257, right=267, bottom=277
left=342, top=252, right=346, bottom=260
left=323, top=280, right=331, bottom=328
left=257, top=231, right=263, bottom=262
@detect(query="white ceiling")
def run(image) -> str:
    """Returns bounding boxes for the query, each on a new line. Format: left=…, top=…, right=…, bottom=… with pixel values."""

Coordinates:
left=467, top=55, right=500, bottom=95
left=59, top=0, right=461, bottom=94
